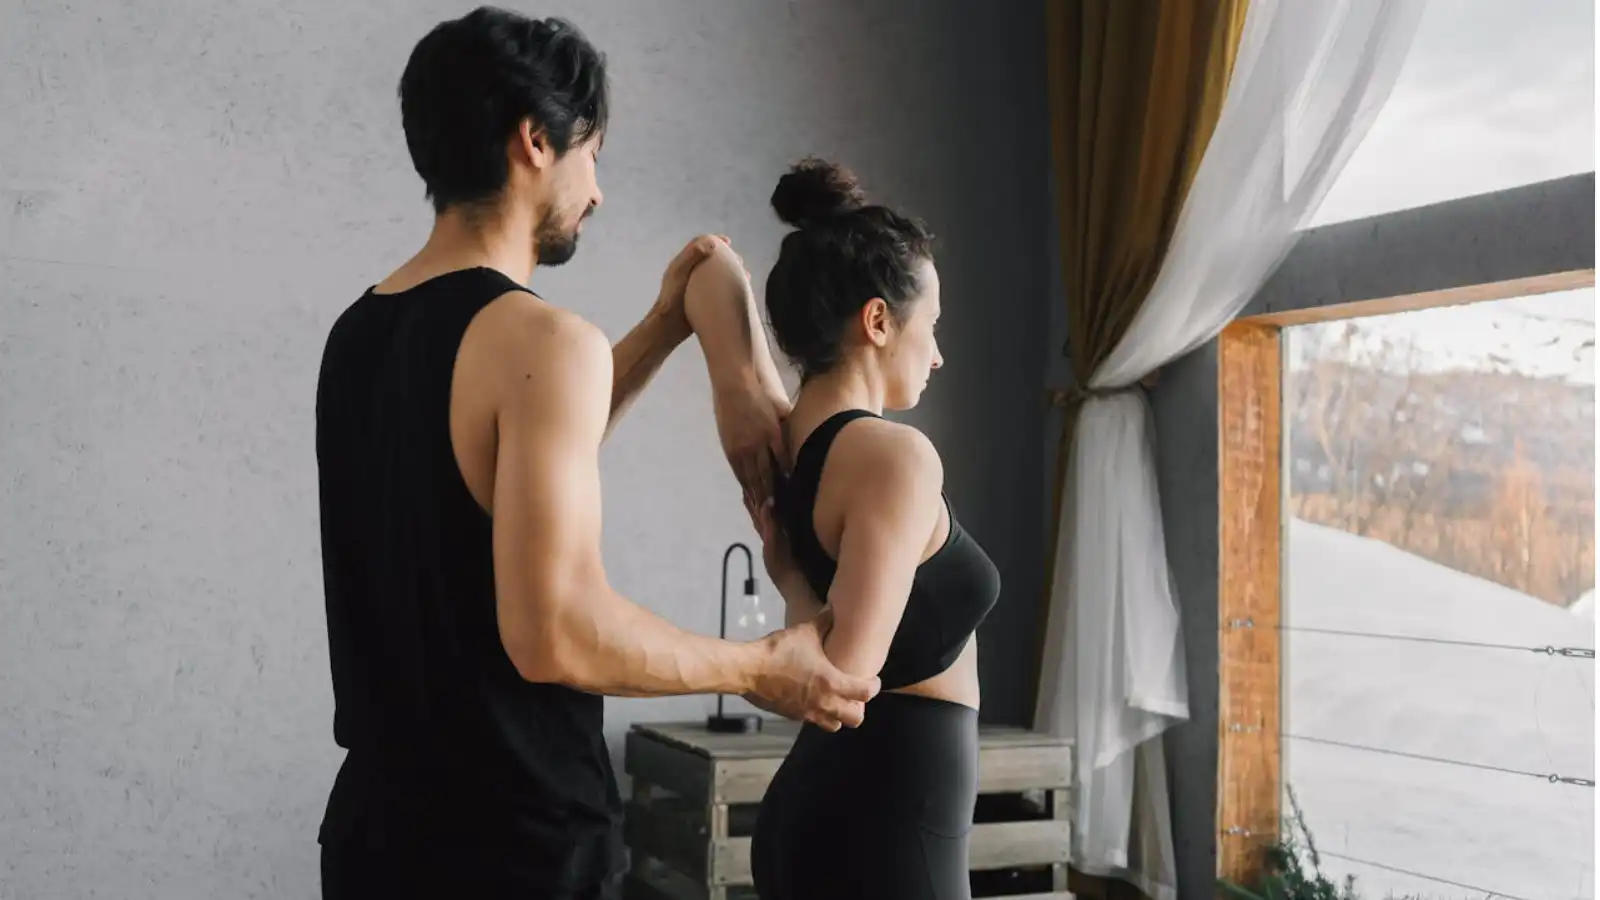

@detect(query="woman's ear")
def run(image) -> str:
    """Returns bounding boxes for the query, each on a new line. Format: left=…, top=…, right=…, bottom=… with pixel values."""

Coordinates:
left=860, top=298, right=892, bottom=348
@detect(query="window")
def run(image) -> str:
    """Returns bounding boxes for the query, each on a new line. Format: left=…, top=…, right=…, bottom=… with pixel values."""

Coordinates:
left=1311, top=0, right=1595, bottom=226
left=1277, top=290, right=1594, bottom=897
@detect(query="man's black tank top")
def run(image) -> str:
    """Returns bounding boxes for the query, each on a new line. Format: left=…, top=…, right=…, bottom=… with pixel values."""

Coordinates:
left=314, top=267, right=621, bottom=886
left=774, top=409, right=1002, bottom=690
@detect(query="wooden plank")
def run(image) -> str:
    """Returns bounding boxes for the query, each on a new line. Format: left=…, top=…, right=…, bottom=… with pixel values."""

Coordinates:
left=1249, top=269, right=1594, bottom=327
left=715, top=757, right=784, bottom=805
left=634, top=720, right=1071, bottom=758
left=1217, top=321, right=1284, bottom=886
left=633, top=720, right=1071, bottom=803
left=633, top=720, right=801, bottom=759
left=705, top=820, right=1072, bottom=886
left=970, top=820, right=1073, bottom=870
left=975, top=724, right=1076, bottom=748
left=706, top=800, right=729, bottom=900
left=978, top=745, right=1072, bottom=793
left=1048, top=788, right=1070, bottom=892
left=713, top=836, right=753, bottom=886
left=627, top=728, right=712, bottom=802
left=714, top=745, right=1072, bottom=803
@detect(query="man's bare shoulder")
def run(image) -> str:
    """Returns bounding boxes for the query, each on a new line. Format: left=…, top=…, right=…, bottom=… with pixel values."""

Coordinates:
left=469, top=291, right=612, bottom=396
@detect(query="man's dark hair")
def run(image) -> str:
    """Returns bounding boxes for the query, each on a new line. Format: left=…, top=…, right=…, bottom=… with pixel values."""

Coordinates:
left=399, top=7, right=609, bottom=213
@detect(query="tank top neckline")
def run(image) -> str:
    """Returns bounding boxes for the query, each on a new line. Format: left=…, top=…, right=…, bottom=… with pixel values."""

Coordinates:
left=366, top=265, right=527, bottom=299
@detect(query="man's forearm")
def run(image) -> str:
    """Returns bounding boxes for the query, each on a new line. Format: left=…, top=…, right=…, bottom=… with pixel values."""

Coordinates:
left=536, top=584, right=770, bottom=698
left=606, top=309, right=690, bottom=439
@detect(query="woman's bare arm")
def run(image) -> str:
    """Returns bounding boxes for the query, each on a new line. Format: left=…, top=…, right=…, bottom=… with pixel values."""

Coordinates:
left=818, top=427, right=945, bottom=678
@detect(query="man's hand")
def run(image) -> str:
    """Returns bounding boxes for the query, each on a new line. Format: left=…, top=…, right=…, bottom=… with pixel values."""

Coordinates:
left=649, top=234, right=729, bottom=344
left=749, top=610, right=880, bottom=731
left=606, top=235, right=732, bottom=438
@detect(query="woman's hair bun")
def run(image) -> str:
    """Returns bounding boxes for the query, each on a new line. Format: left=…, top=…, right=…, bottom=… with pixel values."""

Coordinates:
left=770, top=156, right=866, bottom=229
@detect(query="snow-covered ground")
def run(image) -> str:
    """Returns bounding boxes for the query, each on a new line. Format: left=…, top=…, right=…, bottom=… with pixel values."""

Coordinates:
left=1286, top=518, right=1595, bottom=899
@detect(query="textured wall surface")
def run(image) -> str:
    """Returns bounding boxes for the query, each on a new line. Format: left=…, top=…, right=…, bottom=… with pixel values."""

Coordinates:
left=0, top=2, right=1050, bottom=897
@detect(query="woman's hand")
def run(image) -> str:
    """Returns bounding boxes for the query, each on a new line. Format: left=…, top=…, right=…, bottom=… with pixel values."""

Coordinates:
left=747, top=492, right=826, bottom=629
left=746, top=493, right=796, bottom=585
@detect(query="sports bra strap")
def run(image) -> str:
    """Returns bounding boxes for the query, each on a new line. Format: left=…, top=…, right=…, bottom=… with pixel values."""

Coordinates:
left=791, top=409, right=880, bottom=485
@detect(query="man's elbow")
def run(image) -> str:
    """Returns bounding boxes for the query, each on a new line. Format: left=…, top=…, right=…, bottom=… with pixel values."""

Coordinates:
left=499, top=585, right=599, bottom=686
left=503, top=631, right=567, bottom=684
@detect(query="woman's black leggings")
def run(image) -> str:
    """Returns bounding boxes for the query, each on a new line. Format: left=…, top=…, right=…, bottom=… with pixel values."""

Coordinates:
left=751, top=692, right=978, bottom=900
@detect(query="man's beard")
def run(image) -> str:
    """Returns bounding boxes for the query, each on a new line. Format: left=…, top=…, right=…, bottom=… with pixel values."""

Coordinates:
left=534, top=204, right=584, bottom=267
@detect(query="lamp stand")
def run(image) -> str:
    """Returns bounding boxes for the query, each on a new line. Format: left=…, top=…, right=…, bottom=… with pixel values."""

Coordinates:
left=706, top=542, right=763, bottom=734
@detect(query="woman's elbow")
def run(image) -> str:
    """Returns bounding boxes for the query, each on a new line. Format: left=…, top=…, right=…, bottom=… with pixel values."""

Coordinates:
left=823, top=633, right=889, bottom=681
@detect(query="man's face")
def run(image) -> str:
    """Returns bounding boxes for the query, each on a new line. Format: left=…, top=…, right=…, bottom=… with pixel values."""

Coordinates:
left=533, top=134, right=603, bottom=267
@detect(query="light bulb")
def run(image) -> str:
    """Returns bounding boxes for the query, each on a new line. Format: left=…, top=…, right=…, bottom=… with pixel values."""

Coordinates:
left=738, top=587, right=762, bottom=629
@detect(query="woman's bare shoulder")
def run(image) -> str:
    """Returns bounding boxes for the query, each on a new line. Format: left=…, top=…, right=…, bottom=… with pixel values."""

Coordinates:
left=827, top=418, right=943, bottom=496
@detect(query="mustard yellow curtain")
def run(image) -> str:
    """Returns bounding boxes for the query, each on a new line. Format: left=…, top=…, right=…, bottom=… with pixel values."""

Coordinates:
left=1034, top=0, right=1249, bottom=711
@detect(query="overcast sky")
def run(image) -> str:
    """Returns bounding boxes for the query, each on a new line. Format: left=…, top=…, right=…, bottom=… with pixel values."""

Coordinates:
left=1313, top=0, right=1595, bottom=226
left=1299, top=0, right=1595, bottom=375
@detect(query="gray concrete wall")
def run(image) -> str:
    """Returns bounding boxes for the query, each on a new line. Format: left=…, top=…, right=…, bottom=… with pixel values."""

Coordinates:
left=0, top=2, right=1049, bottom=897
left=1149, top=173, right=1596, bottom=896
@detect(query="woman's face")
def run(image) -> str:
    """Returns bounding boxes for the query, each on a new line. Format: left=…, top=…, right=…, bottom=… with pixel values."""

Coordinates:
left=882, top=257, right=944, bottom=410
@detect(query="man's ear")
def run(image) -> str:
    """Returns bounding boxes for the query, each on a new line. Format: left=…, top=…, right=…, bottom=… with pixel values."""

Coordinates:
left=516, top=119, right=552, bottom=171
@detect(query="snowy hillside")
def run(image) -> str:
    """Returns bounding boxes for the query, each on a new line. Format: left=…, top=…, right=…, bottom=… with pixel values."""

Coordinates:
left=1286, top=518, right=1595, bottom=899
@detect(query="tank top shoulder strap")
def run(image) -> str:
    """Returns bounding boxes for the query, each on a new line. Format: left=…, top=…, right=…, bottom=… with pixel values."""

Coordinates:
left=790, top=409, right=881, bottom=489
left=778, top=409, right=880, bottom=584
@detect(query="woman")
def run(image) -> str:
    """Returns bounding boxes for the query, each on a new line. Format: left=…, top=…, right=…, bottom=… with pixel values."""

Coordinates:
left=747, top=158, right=1002, bottom=900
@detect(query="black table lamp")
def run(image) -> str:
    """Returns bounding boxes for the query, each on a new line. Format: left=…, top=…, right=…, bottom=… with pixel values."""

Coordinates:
left=707, top=542, right=764, bottom=734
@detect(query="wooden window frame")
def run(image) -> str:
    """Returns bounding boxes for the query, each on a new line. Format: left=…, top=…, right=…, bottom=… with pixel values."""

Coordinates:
left=1214, top=268, right=1596, bottom=885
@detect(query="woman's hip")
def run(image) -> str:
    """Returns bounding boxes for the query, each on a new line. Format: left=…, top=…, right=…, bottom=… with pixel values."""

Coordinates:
left=762, top=691, right=979, bottom=834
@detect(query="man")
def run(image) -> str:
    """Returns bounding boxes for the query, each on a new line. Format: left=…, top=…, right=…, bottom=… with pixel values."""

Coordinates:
left=313, top=8, right=879, bottom=899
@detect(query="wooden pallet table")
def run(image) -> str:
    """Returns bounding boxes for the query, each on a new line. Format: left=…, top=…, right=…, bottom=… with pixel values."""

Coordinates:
left=622, top=719, right=1075, bottom=900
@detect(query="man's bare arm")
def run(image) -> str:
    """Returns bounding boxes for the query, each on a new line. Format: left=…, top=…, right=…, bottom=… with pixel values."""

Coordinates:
left=604, top=237, right=716, bottom=439
left=490, top=307, right=766, bottom=696
left=606, top=308, right=689, bottom=441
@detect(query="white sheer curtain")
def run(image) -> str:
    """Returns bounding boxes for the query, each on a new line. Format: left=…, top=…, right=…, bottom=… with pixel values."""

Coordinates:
left=1033, top=2, right=1426, bottom=896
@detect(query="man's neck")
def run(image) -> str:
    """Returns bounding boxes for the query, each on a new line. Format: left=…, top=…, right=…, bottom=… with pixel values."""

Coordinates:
left=382, top=204, right=538, bottom=292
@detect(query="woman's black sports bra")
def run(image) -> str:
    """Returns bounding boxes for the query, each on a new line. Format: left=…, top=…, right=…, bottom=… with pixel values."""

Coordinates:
left=774, top=409, right=1002, bottom=691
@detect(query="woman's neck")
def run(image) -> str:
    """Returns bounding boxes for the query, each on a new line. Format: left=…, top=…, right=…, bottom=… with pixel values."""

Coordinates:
left=785, top=363, right=888, bottom=464
left=795, top=364, right=884, bottom=418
